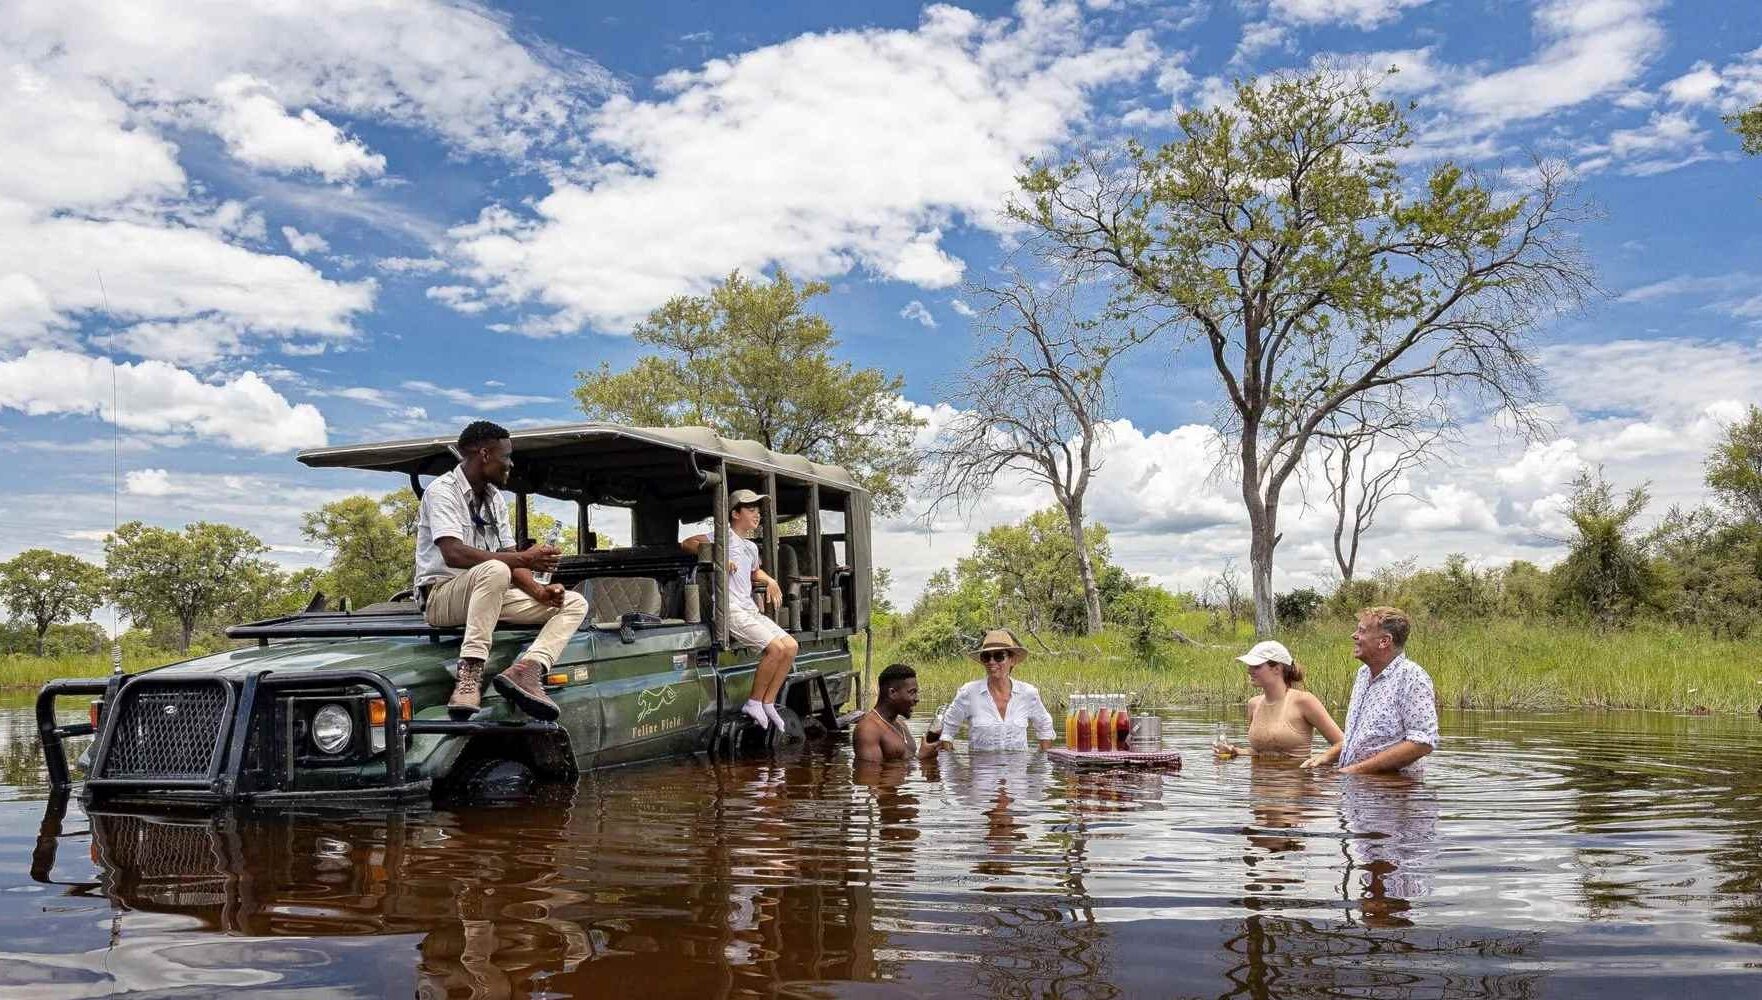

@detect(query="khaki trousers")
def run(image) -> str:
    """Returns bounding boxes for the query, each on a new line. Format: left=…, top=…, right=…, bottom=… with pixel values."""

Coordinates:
left=423, top=561, right=588, bottom=667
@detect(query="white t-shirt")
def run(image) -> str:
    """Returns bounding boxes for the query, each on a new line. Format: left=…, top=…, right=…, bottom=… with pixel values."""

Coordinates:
left=728, top=532, right=761, bottom=611
left=414, top=465, right=514, bottom=591
left=939, top=678, right=1057, bottom=750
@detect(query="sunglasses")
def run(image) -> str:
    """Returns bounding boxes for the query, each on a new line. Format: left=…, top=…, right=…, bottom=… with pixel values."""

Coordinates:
left=979, top=650, right=1012, bottom=664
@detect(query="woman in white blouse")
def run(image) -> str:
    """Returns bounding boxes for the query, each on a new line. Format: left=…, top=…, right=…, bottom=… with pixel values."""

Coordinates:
left=924, top=629, right=1056, bottom=752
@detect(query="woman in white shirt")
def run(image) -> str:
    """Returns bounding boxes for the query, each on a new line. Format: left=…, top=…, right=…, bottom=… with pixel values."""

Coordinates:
left=925, top=628, right=1056, bottom=752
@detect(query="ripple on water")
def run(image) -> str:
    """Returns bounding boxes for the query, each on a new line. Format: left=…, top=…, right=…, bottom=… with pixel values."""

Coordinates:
left=2, top=708, right=1762, bottom=996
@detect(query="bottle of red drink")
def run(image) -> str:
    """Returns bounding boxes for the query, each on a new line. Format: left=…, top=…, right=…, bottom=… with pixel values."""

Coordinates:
left=1096, top=707, right=1114, bottom=751
left=1075, top=708, right=1093, bottom=751
left=1115, top=705, right=1131, bottom=750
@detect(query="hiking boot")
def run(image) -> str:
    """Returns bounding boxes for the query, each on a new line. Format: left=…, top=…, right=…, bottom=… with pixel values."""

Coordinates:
left=493, top=658, right=560, bottom=721
left=448, top=660, right=484, bottom=720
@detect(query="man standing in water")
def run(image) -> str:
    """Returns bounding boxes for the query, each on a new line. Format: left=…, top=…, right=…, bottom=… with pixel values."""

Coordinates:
left=416, top=421, right=588, bottom=721
left=854, top=663, right=940, bottom=763
left=1303, top=606, right=1438, bottom=774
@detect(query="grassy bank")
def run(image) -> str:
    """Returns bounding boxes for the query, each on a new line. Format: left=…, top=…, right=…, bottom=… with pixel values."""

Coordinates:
left=0, top=651, right=190, bottom=691
left=863, top=618, right=1762, bottom=716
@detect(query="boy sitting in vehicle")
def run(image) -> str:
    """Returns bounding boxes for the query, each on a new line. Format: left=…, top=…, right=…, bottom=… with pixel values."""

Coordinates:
left=415, top=421, right=588, bottom=720
left=680, top=489, right=798, bottom=730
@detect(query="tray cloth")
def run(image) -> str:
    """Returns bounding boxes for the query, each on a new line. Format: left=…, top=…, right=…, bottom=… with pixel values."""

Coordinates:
left=1047, top=748, right=1182, bottom=769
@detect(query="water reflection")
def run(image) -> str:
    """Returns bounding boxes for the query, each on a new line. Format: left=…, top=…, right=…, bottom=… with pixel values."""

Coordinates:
left=5, top=709, right=1762, bottom=997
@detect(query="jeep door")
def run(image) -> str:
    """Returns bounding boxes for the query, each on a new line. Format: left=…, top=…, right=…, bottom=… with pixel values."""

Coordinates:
left=583, top=624, right=713, bottom=767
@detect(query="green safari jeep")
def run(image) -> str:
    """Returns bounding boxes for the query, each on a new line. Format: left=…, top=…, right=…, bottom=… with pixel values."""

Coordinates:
left=37, top=424, right=874, bottom=803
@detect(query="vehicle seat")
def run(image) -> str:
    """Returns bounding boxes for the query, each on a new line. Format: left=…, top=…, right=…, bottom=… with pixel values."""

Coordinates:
left=588, top=576, right=663, bottom=625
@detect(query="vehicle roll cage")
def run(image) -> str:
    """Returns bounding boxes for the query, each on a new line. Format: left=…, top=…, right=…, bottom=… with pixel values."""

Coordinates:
left=295, top=423, right=874, bottom=650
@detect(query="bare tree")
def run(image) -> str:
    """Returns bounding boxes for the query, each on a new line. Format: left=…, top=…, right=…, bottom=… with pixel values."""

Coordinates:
left=923, top=272, right=1144, bottom=634
left=1317, top=394, right=1452, bottom=582
left=1204, top=558, right=1244, bottom=636
left=1011, top=69, right=1597, bottom=633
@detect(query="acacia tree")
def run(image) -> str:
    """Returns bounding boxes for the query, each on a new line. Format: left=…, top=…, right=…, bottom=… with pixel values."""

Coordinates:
left=923, top=273, right=1142, bottom=633
left=0, top=549, right=106, bottom=656
left=1011, top=69, right=1596, bottom=633
left=301, top=491, right=416, bottom=607
left=575, top=269, right=924, bottom=514
left=1705, top=403, right=1762, bottom=523
left=106, top=521, right=272, bottom=652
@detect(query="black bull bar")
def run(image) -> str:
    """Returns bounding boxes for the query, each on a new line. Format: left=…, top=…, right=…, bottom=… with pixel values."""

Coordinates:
left=38, top=670, right=560, bottom=802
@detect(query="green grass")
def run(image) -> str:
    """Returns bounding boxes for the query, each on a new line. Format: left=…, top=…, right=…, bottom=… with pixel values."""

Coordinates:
left=863, top=617, right=1762, bottom=716
left=0, top=650, right=190, bottom=691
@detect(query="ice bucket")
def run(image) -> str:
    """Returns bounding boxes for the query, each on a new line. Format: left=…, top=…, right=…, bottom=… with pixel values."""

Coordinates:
left=1129, top=714, right=1161, bottom=749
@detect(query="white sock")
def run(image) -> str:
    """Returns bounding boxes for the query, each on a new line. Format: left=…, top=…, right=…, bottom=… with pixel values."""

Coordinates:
left=742, top=699, right=770, bottom=729
left=764, top=702, right=786, bottom=729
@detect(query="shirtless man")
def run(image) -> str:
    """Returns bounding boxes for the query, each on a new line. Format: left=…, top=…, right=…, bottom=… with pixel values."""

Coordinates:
left=854, top=663, right=941, bottom=763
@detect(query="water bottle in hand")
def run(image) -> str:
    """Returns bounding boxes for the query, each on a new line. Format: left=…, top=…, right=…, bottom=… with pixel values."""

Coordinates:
left=534, top=522, right=564, bottom=584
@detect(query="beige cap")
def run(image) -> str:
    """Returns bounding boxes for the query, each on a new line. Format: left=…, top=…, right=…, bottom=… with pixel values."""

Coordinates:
left=1235, top=639, right=1294, bottom=666
left=729, top=489, right=769, bottom=507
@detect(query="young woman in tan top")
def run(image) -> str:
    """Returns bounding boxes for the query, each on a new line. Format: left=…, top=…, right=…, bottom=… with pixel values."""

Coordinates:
left=1213, top=640, right=1344, bottom=760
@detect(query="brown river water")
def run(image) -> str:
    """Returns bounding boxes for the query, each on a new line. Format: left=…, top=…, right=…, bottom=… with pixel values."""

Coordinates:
left=2, top=705, right=1761, bottom=998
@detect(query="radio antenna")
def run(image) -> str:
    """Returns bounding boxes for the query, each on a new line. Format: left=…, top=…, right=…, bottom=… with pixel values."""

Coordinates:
left=96, top=271, right=123, bottom=677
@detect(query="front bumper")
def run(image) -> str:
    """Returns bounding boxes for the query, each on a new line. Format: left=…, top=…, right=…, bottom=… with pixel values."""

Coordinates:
left=37, top=669, right=558, bottom=804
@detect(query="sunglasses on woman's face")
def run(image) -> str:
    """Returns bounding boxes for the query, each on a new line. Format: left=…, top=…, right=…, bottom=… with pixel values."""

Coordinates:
left=980, top=651, right=1011, bottom=664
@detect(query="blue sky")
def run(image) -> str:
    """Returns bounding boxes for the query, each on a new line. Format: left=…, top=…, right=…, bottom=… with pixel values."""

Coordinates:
left=2, top=0, right=1760, bottom=603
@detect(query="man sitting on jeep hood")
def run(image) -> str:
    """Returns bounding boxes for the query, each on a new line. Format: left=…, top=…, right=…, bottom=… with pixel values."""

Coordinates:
left=415, top=421, right=587, bottom=721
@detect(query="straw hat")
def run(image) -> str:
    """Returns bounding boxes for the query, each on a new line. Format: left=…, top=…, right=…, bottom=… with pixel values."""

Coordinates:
left=969, top=628, right=1029, bottom=663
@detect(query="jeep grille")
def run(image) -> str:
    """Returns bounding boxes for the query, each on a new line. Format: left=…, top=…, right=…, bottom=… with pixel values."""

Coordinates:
left=99, top=682, right=230, bottom=781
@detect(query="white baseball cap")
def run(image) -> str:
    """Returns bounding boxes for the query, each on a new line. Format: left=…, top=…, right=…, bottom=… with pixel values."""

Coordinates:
left=1235, top=639, right=1293, bottom=666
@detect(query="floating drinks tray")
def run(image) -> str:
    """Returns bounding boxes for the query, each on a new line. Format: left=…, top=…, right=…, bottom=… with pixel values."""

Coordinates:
left=1047, top=748, right=1182, bottom=769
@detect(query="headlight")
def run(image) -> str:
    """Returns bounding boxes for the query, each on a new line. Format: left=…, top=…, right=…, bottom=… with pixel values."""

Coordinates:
left=311, top=703, right=353, bottom=754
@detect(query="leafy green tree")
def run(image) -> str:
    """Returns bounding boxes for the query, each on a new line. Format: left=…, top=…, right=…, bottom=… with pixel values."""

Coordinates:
left=1113, top=583, right=1191, bottom=657
left=960, top=507, right=1114, bottom=639
left=574, top=270, right=924, bottom=514
left=106, top=521, right=273, bottom=652
left=1729, top=102, right=1762, bottom=156
left=0, top=549, right=107, bottom=656
left=301, top=492, right=417, bottom=607
left=1011, top=68, right=1595, bottom=634
left=1551, top=471, right=1658, bottom=628
left=1705, top=404, right=1762, bottom=523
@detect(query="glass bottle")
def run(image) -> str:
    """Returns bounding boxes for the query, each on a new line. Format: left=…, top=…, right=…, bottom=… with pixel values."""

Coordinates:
left=1075, top=705, right=1093, bottom=752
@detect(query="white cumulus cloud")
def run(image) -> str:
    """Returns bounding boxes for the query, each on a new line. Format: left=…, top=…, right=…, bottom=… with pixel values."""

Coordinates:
left=451, top=1, right=1156, bottom=332
left=213, top=74, right=386, bottom=182
left=281, top=226, right=331, bottom=256
left=0, top=349, right=327, bottom=451
left=900, top=300, right=937, bottom=328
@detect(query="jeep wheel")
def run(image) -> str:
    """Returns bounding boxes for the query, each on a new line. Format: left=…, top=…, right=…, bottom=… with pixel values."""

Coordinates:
left=455, top=757, right=536, bottom=802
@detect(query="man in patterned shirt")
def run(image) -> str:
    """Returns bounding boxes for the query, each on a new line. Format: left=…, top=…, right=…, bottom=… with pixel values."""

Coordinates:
left=1303, top=606, right=1438, bottom=775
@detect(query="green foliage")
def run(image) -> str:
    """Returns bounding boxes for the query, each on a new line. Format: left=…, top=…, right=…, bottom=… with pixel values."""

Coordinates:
left=1112, top=584, right=1190, bottom=657
left=1705, top=404, right=1762, bottom=522
left=573, top=269, right=924, bottom=514
left=1729, top=101, right=1762, bottom=156
left=958, top=507, right=1114, bottom=637
left=1274, top=588, right=1325, bottom=627
left=0, top=549, right=106, bottom=655
left=300, top=491, right=417, bottom=607
left=0, top=620, right=105, bottom=657
left=1552, top=470, right=1659, bottom=628
left=105, top=521, right=275, bottom=652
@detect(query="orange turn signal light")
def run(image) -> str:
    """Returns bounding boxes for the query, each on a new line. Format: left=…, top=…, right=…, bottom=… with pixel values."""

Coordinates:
left=368, top=696, right=412, bottom=726
left=544, top=672, right=569, bottom=687
left=89, top=701, right=101, bottom=730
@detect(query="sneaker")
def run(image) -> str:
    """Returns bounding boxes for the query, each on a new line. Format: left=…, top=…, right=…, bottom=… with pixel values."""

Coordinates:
left=448, top=660, right=483, bottom=720
left=492, top=658, right=560, bottom=722
left=764, top=702, right=786, bottom=731
left=741, top=699, right=770, bottom=729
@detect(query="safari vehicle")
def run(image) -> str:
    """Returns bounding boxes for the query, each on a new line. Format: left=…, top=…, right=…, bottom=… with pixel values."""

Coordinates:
left=37, top=424, right=874, bottom=803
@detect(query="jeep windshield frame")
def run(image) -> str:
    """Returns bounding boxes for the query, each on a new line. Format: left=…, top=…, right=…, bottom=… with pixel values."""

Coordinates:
left=283, top=423, right=873, bottom=648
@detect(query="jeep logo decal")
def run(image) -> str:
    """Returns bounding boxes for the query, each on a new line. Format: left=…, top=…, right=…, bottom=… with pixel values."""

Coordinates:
left=636, top=685, right=677, bottom=724
left=162, top=703, right=178, bottom=717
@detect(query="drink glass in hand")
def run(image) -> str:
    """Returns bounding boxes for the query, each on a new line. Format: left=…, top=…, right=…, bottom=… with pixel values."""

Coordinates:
left=928, top=704, right=948, bottom=740
left=534, top=523, right=564, bottom=584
